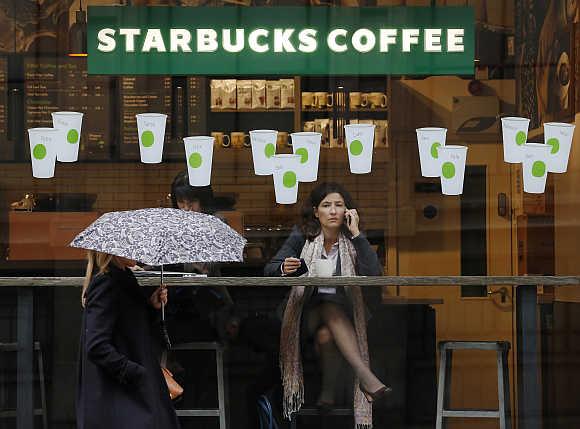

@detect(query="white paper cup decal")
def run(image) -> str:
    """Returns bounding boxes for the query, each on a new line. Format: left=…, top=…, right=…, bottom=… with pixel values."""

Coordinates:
left=416, top=127, right=447, bottom=177
left=28, top=128, right=59, bottom=178
left=271, top=154, right=301, bottom=204
left=183, top=136, right=214, bottom=186
left=250, top=129, right=278, bottom=175
left=291, top=132, right=322, bottom=182
left=51, top=111, right=83, bottom=162
left=344, top=124, right=375, bottom=174
left=522, top=143, right=551, bottom=193
left=501, top=117, right=530, bottom=163
left=544, top=122, right=575, bottom=173
left=437, top=145, right=468, bottom=195
left=136, top=113, right=167, bottom=163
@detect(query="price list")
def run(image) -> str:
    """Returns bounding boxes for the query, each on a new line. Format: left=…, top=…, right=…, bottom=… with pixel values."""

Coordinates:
left=187, top=77, right=208, bottom=136
left=0, top=58, right=6, bottom=134
left=24, top=59, right=58, bottom=129
left=0, top=57, right=7, bottom=159
left=58, top=59, right=112, bottom=160
left=120, top=76, right=172, bottom=159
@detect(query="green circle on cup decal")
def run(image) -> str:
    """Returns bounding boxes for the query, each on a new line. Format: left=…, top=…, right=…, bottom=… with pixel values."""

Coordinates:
left=296, top=148, right=309, bottom=164
left=441, top=162, right=455, bottom=179
left=33, top=144, right=47, bottom=160
left=188, top=152, right=203, bottom=169
left=515, top=131, right=526, bottom=146
left=547, top=137, right=560, bottom=154
left=350, top=140, right=364, bottom=156
left=430, top=142, right=441, bottom=159
left=67, top=129, right=79, bottom=144
left=141, top=130, right=154, bottom=147
left=283, top=171, right=297, bottom=188
left=264, top=143, right=275, bottom=158
left=532, top=160, right=546, bottom=177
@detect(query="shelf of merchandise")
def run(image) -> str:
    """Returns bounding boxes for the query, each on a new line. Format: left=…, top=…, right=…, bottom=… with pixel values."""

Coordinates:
left=210, top=108, right=294, bottom=113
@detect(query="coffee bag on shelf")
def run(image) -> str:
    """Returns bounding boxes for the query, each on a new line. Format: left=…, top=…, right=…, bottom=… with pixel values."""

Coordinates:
left=237, top=80, right=253, bottom=110
left=280, top=79, right=295, bottom=109
left=210, top=80, right=223, bottom=109
left=222, top=79, right=237, bottom=109
left=374, top=120, right=389, bottom=147
left=252, top=80, right=266, bottom=109
left=266, top=80, right=281, bottom=109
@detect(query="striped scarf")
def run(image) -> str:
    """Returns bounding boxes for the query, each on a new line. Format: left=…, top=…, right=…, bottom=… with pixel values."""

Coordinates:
left=279, top=232, right=372, bottom=428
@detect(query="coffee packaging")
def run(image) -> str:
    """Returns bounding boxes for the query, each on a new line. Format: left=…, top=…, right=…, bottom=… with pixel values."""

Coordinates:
left=237, top=80, right=253, bottom=109
left=222, top=79, right=237, bottom=109
left=210, top=80, right=223, bottom=109
left=252, top=80, right=266, bottom=109
left=280, top=79, right=295, bottom=109
left=266, top=80, right=281, bottom=109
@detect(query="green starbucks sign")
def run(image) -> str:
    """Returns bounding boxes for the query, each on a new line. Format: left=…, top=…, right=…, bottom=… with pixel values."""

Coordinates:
left=88, top=6, right=474, bottom=75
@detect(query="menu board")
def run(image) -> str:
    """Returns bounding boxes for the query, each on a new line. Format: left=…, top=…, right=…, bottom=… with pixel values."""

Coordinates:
left=24, top=58, right=112, bottom=160
left=120, top=76, right=174, bottom=159
left=187, top=77, right=208, bottom=137
left=0, top=57, right=9, bottom=160
left=24, top=59, right=58, bottom=129
left=58, top=59, right=112, bottom=160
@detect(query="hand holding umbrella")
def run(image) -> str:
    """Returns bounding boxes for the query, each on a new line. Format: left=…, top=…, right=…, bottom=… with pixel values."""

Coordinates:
left=149, top=284, right=168, bottom=310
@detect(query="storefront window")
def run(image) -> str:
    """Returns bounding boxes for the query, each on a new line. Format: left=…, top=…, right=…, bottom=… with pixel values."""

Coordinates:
left=1, top=1, right=579, bottom=428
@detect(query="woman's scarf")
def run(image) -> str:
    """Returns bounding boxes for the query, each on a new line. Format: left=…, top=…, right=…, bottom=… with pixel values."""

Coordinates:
left=279, top=232, right=372, bottom=428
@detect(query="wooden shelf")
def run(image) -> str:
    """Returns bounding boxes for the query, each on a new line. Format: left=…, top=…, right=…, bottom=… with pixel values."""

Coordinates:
left=351, top=108, right=389, bottom=112
left=302, top=108, right=333, bottom=112
left=211, top=108, right=294, bottom=113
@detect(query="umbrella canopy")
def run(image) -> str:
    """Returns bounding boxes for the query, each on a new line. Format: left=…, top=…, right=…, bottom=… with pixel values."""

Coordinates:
left=70, top=208, right=246, bottom=265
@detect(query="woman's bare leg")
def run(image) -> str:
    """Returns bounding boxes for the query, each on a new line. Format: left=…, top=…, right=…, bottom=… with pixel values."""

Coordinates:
left=315, top=326, right=343, bottom=405
left=318, top=302, right=385, bottom=394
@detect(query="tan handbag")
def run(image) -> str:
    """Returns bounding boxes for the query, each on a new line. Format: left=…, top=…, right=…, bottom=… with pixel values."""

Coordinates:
left=160, top=350, right=183, bottom=400
left=161, top=366, right=184, bottom=400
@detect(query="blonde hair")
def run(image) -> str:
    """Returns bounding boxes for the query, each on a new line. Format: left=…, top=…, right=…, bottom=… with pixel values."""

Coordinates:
left=81, top=250, right=114, bottom=307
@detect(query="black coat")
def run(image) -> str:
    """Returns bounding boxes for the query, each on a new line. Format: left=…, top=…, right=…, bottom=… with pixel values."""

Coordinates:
left=263, top=226, right=383, bottom=312
left=76, top=265, right=180, bottom=429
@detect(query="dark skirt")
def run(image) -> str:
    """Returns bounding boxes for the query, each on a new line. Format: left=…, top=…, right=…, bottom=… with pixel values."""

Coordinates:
left=303, top=286, right=353, bottom=333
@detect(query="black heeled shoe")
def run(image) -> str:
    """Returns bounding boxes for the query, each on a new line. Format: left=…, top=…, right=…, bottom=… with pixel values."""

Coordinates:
left=359, top=384, right=392, bottom=403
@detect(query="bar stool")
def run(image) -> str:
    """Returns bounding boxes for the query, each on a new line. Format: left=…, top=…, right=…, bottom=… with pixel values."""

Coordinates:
left=290, top=407, right=353, bottom=429
left=0, top=341, right=47, bottom=429
left=436, top=341, right=511, bottom=429
left=171, top=341, right=228, bottom=429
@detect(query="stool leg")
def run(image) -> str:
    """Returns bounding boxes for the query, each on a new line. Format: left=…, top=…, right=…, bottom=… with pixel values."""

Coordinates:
left=497, top=349, right=512, bottom=429
left=290, top=413, right=297, bottom=429
left=436, top=348, right=453, bottom=429
left=37, top=344, right=47, bottom=429
left=216, top=348, right=226, bottom=429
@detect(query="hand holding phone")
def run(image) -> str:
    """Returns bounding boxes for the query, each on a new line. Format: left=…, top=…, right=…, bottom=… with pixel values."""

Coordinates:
left=344, top=207, right=360, bottom=237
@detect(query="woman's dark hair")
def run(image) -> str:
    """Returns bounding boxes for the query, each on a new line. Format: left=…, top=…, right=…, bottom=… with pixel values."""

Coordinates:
left=170, top=171, right=215, bottom=214
left=300, top=182, right=357, bottom=241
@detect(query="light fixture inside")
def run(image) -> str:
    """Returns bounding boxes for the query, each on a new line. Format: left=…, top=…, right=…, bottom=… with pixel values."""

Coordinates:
left=68, top=1, right=87, bottom=57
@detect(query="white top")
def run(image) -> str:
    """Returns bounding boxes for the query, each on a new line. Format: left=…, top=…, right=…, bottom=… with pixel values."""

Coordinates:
left=318, top=241, right=339, bottom=294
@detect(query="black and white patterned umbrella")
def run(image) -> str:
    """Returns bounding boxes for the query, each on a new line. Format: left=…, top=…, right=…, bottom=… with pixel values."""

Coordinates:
left=70, top=208, right=246, bottom=265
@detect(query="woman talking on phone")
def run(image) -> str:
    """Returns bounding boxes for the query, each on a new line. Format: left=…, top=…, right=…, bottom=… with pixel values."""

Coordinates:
left=264, top=182, right=389, bottom=428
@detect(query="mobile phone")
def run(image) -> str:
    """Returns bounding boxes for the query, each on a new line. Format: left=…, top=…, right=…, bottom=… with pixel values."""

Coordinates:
left=294, top=258, right=309, bottom=276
